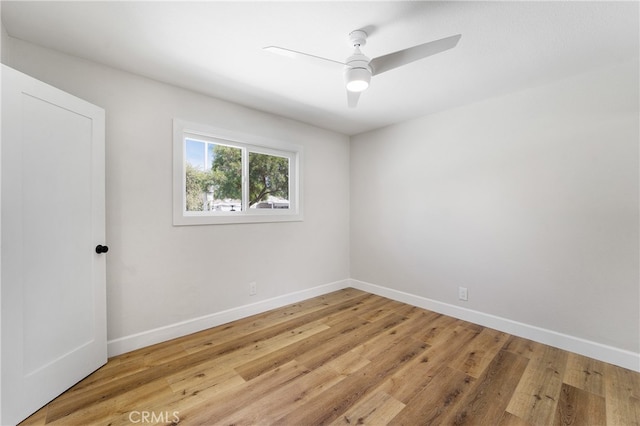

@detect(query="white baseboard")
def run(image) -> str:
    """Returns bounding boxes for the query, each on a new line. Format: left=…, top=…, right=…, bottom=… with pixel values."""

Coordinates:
left=108, top=278, right=639, bottom=372
left=349, top=279, right=640, bottom=372
left=107, top=279, right=350, bottom=357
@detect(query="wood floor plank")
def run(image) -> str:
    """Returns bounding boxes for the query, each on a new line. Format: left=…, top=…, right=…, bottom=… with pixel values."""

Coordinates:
left=216, top=365, right=344, bottom=425
left=382, top=325, right=479, bottom=404
left=331, top=391, right=405, bottom=426
left=412, top=312, right=460, bottom=345
left=232, top=296, right=402, bottom=382
left=506, top=345, right=569, bottom=425
left=167, top=320, right=330, bottom=387
left=356, top=299, right=407, bottom=322
left=347, top=308, right=434, bottom=361
left=325, top=349, right=371, bottom=376
left=553, top=383, right=606, bottom=426
left=502, top=335, right=542, bottom=360
left=45, top=396, right=117, bottom=426
left=188, top=297, right=369, bottom=360
left=563, top=352, right=606, bottom=397
left=233, top=313, right=371, bottom=381
left=321, top=294, right=390, bottom=327
left=273, top=339, right=427, bottom=425
left=295, top=312, right=408, bottom=370
left=388, top=366, right=475, bottom=425
left=125, top=370, right=246, bottom=426
left=448, top=327, right=510, bottom=378
left=497, top=411, right=531, bottom=426
left=605, top=362, right=640, bottom=425
left=19, top=288, right=640, bottom=426
left=440, top=349, right=529, bottom=425
left=175, top=360, right=309, bottom=425
left=165, top=367, right=245, bottom=402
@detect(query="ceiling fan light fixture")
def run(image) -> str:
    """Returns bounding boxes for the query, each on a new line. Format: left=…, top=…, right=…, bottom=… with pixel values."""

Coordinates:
left=345, top=67, right=371, bottom=92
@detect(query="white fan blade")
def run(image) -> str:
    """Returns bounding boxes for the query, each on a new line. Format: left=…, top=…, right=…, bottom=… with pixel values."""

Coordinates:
left=264, top=46, right=346, bottom=68
left=370, top=34, right=461, bottom=76
left=347, top=90, right=361, bottom=108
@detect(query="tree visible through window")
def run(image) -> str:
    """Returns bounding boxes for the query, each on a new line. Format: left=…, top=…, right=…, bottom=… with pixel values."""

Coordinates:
left=185, top=139, right=290, bottom=212
left=249, top=152, right=289, bottom=208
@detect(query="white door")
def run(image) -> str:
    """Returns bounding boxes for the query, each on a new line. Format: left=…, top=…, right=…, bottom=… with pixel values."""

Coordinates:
left=1, top=65, right=107, bottom=425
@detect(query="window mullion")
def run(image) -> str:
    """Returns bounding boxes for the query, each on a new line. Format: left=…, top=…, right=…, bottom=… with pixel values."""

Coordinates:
left=242, top=147, right=249, bottom=211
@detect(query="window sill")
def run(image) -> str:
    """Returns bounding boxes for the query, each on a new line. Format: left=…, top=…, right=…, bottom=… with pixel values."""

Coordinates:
left=173, top=210, right=304, bottom=226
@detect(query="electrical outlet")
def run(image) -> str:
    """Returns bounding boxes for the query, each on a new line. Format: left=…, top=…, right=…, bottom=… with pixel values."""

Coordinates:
left=458, top=286, right=468, bottom=301
left=249, top=282, right=257, bottom=296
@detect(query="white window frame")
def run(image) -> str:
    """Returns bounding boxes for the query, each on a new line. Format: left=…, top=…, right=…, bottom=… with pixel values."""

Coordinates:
left=173, top=119, right=303, bottom=225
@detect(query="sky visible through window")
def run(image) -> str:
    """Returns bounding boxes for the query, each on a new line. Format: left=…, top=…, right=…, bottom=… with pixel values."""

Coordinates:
left=185, top=139, right=215, bottom=170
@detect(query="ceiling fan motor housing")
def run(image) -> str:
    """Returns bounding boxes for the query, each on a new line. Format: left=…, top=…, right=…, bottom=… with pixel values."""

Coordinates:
left=344, top=44, right=372, bottom=92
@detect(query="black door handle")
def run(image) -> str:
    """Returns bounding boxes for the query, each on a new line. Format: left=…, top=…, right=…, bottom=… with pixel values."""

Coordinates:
left=95, top=245, right=109, bottom=254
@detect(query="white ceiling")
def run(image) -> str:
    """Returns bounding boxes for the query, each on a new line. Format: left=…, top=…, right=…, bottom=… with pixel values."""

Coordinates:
left=2, top=1, right=638, bottom=135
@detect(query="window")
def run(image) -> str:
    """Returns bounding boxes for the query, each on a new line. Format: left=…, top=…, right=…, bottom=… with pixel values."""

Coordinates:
left=173, top=120, right=302, bottom=225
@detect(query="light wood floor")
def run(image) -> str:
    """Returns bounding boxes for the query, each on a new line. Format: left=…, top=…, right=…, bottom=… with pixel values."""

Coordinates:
left=21, top=288, right=640, bottom=425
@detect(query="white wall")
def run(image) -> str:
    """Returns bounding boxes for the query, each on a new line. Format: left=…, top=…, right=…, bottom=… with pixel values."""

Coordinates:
left=3, top=37, right=350, bottom=352
left=351, top=59, right=639, bottom=357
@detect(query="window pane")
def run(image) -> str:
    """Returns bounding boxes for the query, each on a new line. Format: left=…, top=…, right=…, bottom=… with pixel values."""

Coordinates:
left=185, top=141, right=242, bottom=212
left=249, top=152, right=289, bottom=209
left=186, top=139, right=205, bottom=170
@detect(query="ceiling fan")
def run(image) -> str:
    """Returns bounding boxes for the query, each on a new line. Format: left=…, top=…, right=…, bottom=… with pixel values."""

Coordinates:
left=264, top=30, right=461, bottom=108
